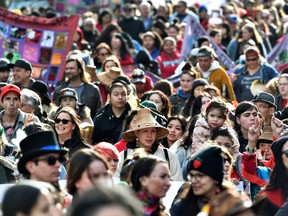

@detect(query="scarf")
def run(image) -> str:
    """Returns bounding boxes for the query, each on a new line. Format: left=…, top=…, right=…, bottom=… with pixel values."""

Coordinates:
left=137, top=191, right=160, bottom=216
left=177, top=87, right=191, bottom=99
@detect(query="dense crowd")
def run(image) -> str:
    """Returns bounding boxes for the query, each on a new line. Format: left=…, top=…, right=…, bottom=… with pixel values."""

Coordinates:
left=0, top=0, right=288, bottom=215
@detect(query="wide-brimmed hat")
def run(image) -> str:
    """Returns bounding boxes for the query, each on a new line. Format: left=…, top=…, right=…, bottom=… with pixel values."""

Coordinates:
left=18, top=131, right=68, bottom=175
left=257, top=126, right=273, bottom=148
left=29, top=80, right=51, bottom=105
left=97, top=67, right=122, bottom=87
left=252, top=92, right=276, bottom=109
left=122, top=108, right=169, bottom=141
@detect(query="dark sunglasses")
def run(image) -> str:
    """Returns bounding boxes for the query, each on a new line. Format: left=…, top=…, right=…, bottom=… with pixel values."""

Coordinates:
left=34, top=155, right=66, bottom=166
left=54, top=118, right=71, bottom=124
left=246, top=57, right=258, bottom=62
left=282, top=149, right=288, bottom=158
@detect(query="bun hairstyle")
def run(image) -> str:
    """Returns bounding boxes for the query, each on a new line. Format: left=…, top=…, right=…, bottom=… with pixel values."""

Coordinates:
left=169, top=18, right=180, bottom=31
left=181, top=61, right=198, bottom=79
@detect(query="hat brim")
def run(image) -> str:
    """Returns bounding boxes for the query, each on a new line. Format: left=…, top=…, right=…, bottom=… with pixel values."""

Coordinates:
left=97, top=72, right=118, bottom=87
left=122, top=125, right=169, bottom=142
left=17, top=149, right=68, bottom=175
left=252, top=98, right=276, bottom=109
left=132, top=78, right=145, bottom=83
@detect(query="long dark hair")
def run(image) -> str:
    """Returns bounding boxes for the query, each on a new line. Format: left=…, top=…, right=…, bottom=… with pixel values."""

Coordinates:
left=111, top=32, right=131, bottom=60
left=190, top=92, right=212, bottom=118
left=147, top=90, right=172, bottom=118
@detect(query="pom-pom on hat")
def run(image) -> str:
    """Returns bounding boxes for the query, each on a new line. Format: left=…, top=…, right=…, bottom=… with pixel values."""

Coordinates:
left=187, top=146, right=224, bottom=183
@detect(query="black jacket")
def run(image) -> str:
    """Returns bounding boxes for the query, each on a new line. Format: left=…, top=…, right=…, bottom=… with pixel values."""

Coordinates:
left=92, top=103, right=131, bottom=144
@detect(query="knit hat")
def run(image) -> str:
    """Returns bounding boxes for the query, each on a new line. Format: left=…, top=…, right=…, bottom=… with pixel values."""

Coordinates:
left=187, top=146, right=224, bottom=183
left=122, top=108, right=169, bottom=141
left=271, top=136, right=288, bottom=159
left=0, top=84, right=21, bottom=101
left=59, top=88, right=78, bottom=101
left=252, top=92, right=276, bottom=109
left=192, top=78, right=209, bottom=91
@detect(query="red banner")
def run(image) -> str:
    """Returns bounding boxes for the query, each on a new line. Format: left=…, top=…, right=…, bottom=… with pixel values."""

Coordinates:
left=0, top=7, right=79, bottom=88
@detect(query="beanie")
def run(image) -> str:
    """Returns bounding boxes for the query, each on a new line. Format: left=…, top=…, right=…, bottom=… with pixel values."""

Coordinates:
left=187, top=146, right=224, bottom=183
left=271, top=136, right=288, bottom=159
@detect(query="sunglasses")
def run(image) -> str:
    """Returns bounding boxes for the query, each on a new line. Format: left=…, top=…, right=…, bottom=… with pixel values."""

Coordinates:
left=246, top=57, right=258, bottom=62
left=54, top=118, right=71, bottom=124
left=34, top=155, right=66, bottom=166
left=282, top=149, right=288, bottom=158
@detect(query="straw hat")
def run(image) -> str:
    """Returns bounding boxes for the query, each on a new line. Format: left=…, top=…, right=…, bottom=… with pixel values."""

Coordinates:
left=257, top=126, right=273, bottom=144
left=122, top=108, right=169, bottom=142
left=97, top=67, right=122, bottom=87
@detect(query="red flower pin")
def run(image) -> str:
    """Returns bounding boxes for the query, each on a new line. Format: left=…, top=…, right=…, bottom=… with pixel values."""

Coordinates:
left=193, top=159, right=202, bottom=169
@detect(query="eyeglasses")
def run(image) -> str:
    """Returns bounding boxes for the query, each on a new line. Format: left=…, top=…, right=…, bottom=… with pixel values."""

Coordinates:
left=224, top=157, right=232, bottom=164
left=34, top=155, right=66, bottom=166
left=187, top=172, right=206, bottom=181
left=99, top=52, right=109, bottom=57
left=257, top=105, right=270, bottom=110
left=54, top=118, right=71, bottom=124
left=246, top=57, right=258, bottom=62
left=282, top=149, right=288, bottom=158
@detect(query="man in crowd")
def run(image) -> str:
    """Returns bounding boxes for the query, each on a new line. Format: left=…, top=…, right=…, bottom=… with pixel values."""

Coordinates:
left=9, top=59, right=34, bottom=89
left=53, top=57, right=102, bottom=118
left=0, top=58, right=10, bottom=83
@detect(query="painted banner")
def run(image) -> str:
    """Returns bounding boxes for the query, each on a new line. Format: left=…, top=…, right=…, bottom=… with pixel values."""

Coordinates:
left=267, top=35, right=288, bottom=72
left=0, top=8, right=79, bottom=89
left=181, top=15, right=235, bottom=70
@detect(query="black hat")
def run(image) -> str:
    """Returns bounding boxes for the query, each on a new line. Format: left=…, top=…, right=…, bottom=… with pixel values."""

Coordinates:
left=271, top=136, right=288, bottom=159
left=252, top=92, right=276, bottom=109
left=192, top=78, right=209, bottom=91
left=8, top=59, right=32, bottom=71
left=30, top=80, right=51, bottom=105
left=0, top=58, right=9, bottom=71
left=18, top=131, right=68, bottom=175
left=187, top=146, right=224, bottom=183
left=197, top=36, right=210, bottom=47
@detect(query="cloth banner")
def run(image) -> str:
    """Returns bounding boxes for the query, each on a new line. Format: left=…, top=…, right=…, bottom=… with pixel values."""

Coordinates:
left=181, top=15, right=235, bottom=70
left=267, top=35, right=288, bottom=72
left=0, top=7, right=79, bottom=89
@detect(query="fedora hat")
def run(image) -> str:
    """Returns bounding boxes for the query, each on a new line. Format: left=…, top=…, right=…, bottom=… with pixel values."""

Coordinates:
left=18, top=131, right=68, bottom=175
left=97, top=67, right=123, bottom=87
left=252, top=92, right=276, bottom=109
left=29, top=80, right=51, bottom=105
left=122, top=108, right=169, bottom=141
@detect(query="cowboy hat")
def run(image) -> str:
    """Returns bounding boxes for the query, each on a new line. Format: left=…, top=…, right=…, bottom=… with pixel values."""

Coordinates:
left=97, top=66, right=123, bottom=87
left=122, top=108, right=169, bottom=141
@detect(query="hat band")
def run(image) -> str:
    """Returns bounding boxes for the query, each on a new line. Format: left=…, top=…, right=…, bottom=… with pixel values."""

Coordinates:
left=41, top=145, right=61, bottom=151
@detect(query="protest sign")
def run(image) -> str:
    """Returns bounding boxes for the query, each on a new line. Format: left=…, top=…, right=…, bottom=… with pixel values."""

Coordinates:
left=0, top=8, right=79, bottom=89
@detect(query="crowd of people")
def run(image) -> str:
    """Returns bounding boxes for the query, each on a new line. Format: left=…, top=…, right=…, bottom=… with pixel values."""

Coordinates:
left=1, top=0, right=288, bottom=215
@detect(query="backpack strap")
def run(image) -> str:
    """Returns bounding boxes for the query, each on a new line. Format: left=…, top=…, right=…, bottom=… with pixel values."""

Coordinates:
left=163, top=148, right=170, bottom=169
left=124, top=149, right=128, bottom=160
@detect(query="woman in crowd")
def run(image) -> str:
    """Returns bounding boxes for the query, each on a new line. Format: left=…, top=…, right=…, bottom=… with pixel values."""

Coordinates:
left=170, top=62, right=198, bottom=117
left=275, top=74, right=288, bottom=111
left=92, top=42, right=112, bottom=73
left=93, top=142, right=119, bottom=176
left=95, top=24, right=122, bottom=47
left=167, top=19, right=183, bottom=53
left=110, top=32, right=134, bottom=66
left=82, top=17, right=99, bottom=50
left=189, top=92, right=212, bottom=119
left=146, top=90, right=172, bottom=119
left=170, top=146, right=226, bottom=216
left=67, top=148, right=111, bottom=198
left=161, top=116, right=187, bottom=151
left=100, top=55, right=121, bottom=72
left=54, top=107, right=89, bottom=158
left=156, top=37, right=180, bottom=79
left=130, top=156, right=171, bottom=216
left=116, top=108, right=183, bottom=181
left=142, top=31, right=163, bottom=59
left=96, top=9, right=114, bottom=33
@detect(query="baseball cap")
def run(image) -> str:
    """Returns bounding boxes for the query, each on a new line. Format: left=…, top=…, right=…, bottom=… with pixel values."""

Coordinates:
left=59, top=88, right=78, bottom=101
left=0, top=58, right=10, bottom=71
left=0, top=84, right=21, bottom=101
left=131, top=69, right=146, bottom=83
left=8, top=59, right=32, bottom=71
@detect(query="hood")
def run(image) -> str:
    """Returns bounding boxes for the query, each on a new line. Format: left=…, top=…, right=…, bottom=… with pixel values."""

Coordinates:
left=196, top=60, right=222, bottom=73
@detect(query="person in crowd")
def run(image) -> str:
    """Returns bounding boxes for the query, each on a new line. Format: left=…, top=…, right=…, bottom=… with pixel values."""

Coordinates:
left=141, top=31, right=162, bottom=59
left=170, top=146, right=226, bottom=216
left=0, top=84, right=39, bottom=153
left=118, top=3, right=146, bottom=43
left=117, top=108, right=183, bottom=181
left=170, top=62, right=198, bottom=117
left=110, top=32, right=134, bottom=66
left=130, top=156, right=171, bottom=216
left=145, top=90, right=172, bottom=120
left=130, top=68, right=153, bottom=99
left=182, top=78, right=209, bottom=118
left=167, top=19, right=183, bottom=53
left=82, top=17, right=99, bottom=50
left=96, top=9, right=114, bottom=33
left=54, top=107, right=89, bottom=158
left=73, top=27, right=90, bottom=51
left=152, top=18, right=168, bottom=40
left=0, top=58, right=10, bottom=82
left=92, top=82, right=131, bottom=144
left=192, top=98, right=230, bottom=154
left=95, top=24, right=122, bottom=47
left=156, top=37, right=180, bottom=79
left=203, top=85, right=221, bottom=98
left=252, top=92, right=276, bottom=126
left=233, top=101, right=259, bottom=153
left=194, top=46, right=236, bottom=103
left=139, top=1, right=153, bottom=31
left=92, top=42, right=112, bottom=73
left=93, top=142, right=119, bottom=175
left=191, top=93, right=212, bottom=119
left=100, top=54, right=121, bottom=72
left=20, top=88, right=42, bottom=118
left=9, top=58, right=34, bottom=89
left=275, top=74, right=288, bottom=111
left=161, top=116, right=187, bottom=151
left=197, top=35, right=211, bottom=48
left=209, top=29, right=227, bottom=54
left=233, top=46, right=279, bottom=102
left=69, top=186, right=143, bottom=216
left=169, top=0, right=198, bottom=24
left=219, top=23, right=232, bottom=47
left=152, top=79, right=174, bottom=97
left=53, top=57, right=102, bottom=119
left=66, top=149, right=111, bottom=198
left=2, top=181, right=62, bottom=216
left=17, top=131, right=68, bottom=190
left=198, top=5, right=209, bottom=29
